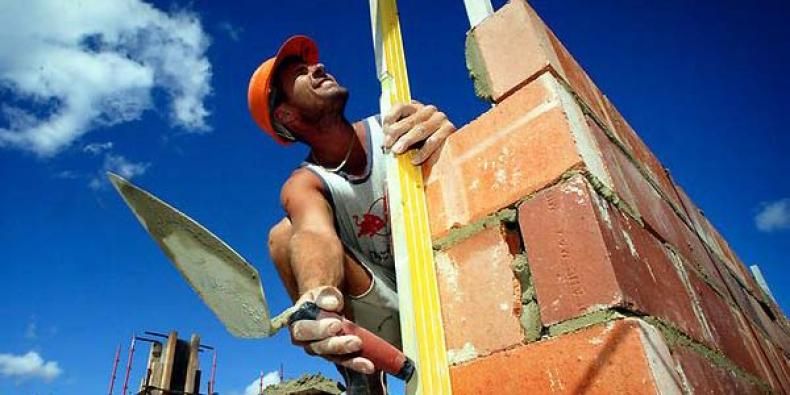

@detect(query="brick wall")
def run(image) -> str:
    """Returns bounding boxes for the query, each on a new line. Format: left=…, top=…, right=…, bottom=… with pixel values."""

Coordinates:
left=425, top=1, right=790, bottom=393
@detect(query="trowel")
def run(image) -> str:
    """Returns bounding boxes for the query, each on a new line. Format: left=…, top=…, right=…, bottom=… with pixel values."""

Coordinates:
left=108, top=173, right=414, bottom=380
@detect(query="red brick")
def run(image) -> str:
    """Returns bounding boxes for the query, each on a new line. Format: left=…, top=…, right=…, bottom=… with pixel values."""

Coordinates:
left=606, top=134, right=728, bottom=298
left=466, top=0, right=609, bottom=124
left=671, top=346, right=764, bottom=394
left=450, top=319, right=682, bottom=394
left=694, top=213, right=756, bottom=293
left=713, top=252, right=762, bottom=312
left=518, top=175, right=619, bottom=323
left=597, top=93, right=634, bottom=153
left=597, top=130, right=720, bottom=289
left=518, top=175, right=704, bottom=340
left=669, top=192, right=736, bottom=297
left=723, top=269, right=753, bottom=317
left=712, top=227, right=738, bottom=265
left=601, top=95, right=682, bottom=213
left=604, top=126, right=680, bottom=246
left=747, top=294, right=790, bottom=354
left=719, top=268, right=771, bottom=343
left=690, top=270, right=780, bottom=388
left=583, top=115, right=640, bottom=219
left=435, top=226, right=524, bottom=362
left=673, top=218, right=728, bottom=293
left=695, top=213, right=726, bottom=258
left=424, top=74, right=583, bottom=238
left=738, top=310, right=787, bottom=391
left=716, top=262, right=790, bottom=373
left=748, top=325, right=790, bottom=393
left=465, top=0, right=562, bottom=102
left=672, top=181, right=708, bottom=238
left=688, top=272, right=762, bottom=377
left=545, top=27, right=608, bottom=124
left=763, top=336, right=790, bottom=392
left=709, top=230, right=761, bottom=294
left=672, top=183, right=755, bottom=296
left=584, top=115, right=718, bottom=292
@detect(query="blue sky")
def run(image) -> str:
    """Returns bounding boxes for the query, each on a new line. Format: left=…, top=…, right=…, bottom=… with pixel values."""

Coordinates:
left=1, top=0, right=788, bottom=394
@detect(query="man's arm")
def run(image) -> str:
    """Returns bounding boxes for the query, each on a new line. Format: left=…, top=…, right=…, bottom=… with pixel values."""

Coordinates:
left=279, top=168, right=375, bottom=375
left=280, top=169, right=344, bottom=294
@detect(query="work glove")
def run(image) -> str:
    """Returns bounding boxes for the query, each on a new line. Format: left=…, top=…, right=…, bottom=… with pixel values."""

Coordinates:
left=289, top=285, right=375, bottom=374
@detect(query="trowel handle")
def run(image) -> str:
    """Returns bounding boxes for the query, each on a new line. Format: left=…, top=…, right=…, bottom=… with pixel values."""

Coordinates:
left=289, top=302, right=415, bottom=381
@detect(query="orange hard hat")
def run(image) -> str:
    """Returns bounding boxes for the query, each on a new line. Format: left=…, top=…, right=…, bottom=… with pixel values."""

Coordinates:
left=247, top=35, right=319, bottom=144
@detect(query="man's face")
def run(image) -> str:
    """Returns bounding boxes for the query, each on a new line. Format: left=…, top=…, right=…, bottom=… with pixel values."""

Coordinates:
left=276, top=57, right=348, bottom=122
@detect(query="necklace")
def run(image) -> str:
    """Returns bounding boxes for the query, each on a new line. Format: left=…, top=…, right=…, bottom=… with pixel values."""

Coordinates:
left=311, top=133, right=356, bottom=173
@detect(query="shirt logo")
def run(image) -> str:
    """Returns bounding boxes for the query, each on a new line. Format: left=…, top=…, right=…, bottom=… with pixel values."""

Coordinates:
left=353, top=196, right=389, bottom=238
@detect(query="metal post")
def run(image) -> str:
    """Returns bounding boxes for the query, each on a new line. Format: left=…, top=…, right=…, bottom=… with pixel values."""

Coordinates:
left=258, top=370, right=264, bottom=395
left=208, top=350, right=217, bottom=395
left=121, top=335, right=137, bottom=395
left=464, top=0, right=495, bottom=109
left=107, top=344, right=121, bottom=395
left=750, top=265, right=778, bottom=305
left=463, top=0, right=494, bottom=27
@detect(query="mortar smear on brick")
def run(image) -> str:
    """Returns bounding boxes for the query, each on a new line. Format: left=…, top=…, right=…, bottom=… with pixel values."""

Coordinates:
left=447, top=342, right=478, bottom=366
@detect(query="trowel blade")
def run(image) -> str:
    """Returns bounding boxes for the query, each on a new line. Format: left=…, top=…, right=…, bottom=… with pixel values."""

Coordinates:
left=108, top=172, right=274, bottom=338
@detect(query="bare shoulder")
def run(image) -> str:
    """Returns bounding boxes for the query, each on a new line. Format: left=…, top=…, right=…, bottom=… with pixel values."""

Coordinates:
left=280, top=168, right=327, bottom=212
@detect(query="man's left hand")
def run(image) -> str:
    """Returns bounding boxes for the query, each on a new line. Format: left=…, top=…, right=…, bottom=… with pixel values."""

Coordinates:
left=382, top=101, right=456, bottom=165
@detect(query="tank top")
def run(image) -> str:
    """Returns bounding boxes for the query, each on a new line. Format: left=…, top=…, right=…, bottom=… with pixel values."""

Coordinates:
left=300, top=116, right=394, bottom=282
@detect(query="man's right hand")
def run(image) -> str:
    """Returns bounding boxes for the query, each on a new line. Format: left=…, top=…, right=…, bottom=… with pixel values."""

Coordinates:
left=289, top=286, right=375, bottom=374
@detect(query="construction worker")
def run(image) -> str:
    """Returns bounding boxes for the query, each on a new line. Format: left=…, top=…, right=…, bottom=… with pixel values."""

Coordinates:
left=248, top=35, right=455, bottom=393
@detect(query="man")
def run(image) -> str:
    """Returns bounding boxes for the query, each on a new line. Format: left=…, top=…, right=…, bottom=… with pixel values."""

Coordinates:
left=247, top=35, right=455, bottom=393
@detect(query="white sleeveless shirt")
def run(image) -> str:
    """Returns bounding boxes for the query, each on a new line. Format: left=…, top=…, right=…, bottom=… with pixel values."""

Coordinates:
left=300, top=116, right=395, bottom=283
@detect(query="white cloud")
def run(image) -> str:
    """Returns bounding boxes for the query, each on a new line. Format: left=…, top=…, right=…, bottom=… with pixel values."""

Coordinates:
left=218, top=22, right=243, bottom=42
left=0, top=0, right=212, bottom=157
left=24, top=322, right=37, bottom=340
left=755, top=198, right=790, bottom=232
left=236, top=371, right=281, bottom=395
left=0, top=351, right=62, bottom=382
left=90, top=154, right=150, bottom=190
left=83, top=141, right=114, bottom=155
left=54, top=170, right=80, bottom=179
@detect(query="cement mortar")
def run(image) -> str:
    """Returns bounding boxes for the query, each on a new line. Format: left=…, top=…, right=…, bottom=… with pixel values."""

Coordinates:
left=433, top=208, right=517, bottom=251
left=512, top=254, right=541, bottom=342
left=520, top=301, right=542, bottom=342
left=263, top=373, right=343, bottom=395
left=581, top=169, right=641, bottom=223
left=511, top=254, right=532, bottom=302
left=464, top=31, right=493, bottom=102
left=547, top=309, right=625, bottom=337
left=644, top=317, right=770, bottom=392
